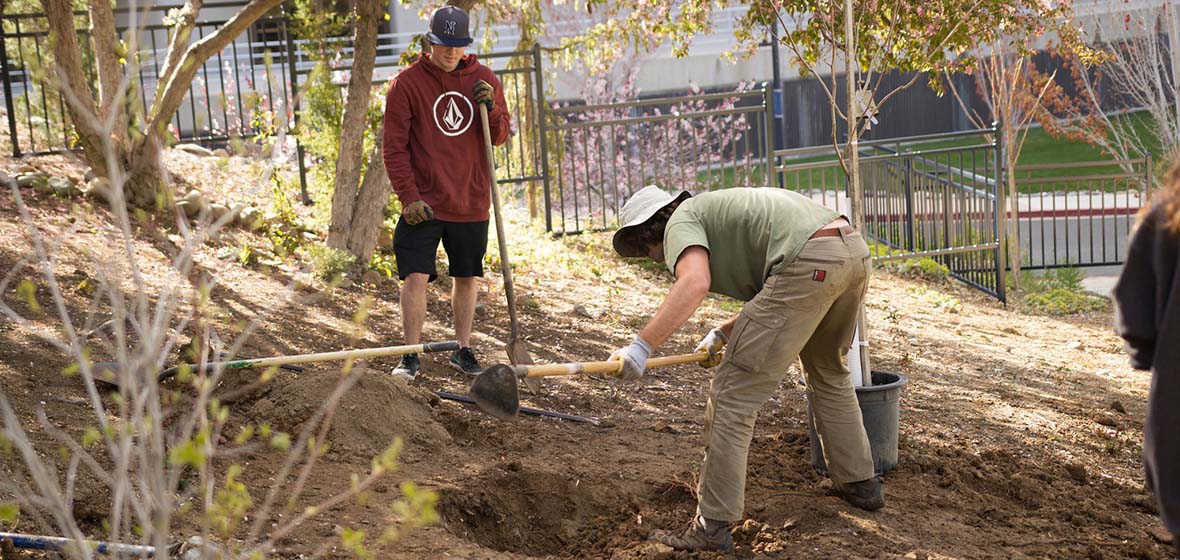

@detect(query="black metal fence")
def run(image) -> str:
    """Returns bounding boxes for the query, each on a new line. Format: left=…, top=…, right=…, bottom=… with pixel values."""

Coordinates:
left=0, top=5, right=300, bottom=157
left=1014, top=157, right=1153, bottom=270
left=543, top=86, right=774, bottom=234
left=776, top=129, right=1006, bottom=301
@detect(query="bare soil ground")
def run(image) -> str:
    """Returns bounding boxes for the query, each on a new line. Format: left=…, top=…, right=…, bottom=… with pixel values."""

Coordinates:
left=0, top=153, right=1171, bottom=559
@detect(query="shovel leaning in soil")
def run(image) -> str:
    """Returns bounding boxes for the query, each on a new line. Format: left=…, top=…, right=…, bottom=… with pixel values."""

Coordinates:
left=478, top=102, right=541, bottom=395
left=92, top=341, right=461, bottom=386
left=470, top=350, right=711, bottom=420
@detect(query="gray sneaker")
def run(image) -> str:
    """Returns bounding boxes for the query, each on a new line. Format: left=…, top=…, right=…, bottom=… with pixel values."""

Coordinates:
left=449, top=347, right=482, bottom=376
left=649, top=516, right=734, bottom=553
left=392, top=354, right=420, bottom=380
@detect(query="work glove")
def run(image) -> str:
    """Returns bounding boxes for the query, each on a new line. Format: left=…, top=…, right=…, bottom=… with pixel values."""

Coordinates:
left=609, top=336, right=653, bottom=382
left=694, top=328, right=728, bottom=368
left=473, top=80, right=495, bottom=112
left=401, top=200, right=434, bottom=225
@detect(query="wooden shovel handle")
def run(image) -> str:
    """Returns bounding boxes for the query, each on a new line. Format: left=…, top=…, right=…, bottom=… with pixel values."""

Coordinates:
left=512, top=351, right=711, bottom=378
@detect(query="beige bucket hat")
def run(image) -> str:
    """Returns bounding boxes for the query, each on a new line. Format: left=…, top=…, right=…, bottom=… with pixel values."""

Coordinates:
left=612, top=185, right=692, bottom=257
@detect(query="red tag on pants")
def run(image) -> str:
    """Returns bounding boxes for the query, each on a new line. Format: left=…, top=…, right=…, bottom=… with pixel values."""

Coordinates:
left=812, top=269, right=826, bottom=282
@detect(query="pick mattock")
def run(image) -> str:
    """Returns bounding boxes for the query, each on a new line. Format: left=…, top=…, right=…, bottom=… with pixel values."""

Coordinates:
left=478, top=102, right=541, bottom=394
left=93, top=341, right=461, bottom=386
left=470, top=350, right=711, bottom=420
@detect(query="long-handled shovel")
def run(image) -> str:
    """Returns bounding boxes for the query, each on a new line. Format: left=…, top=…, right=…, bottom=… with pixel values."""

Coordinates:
left=93, top=341, right=460, bottom=385
left=478, top=102, right=541, bottom=395
left=470, top=350, right=711, bottom=420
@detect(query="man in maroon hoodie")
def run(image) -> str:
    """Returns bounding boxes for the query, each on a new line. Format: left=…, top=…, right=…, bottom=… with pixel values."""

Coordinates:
left=382, top=5, right=511, bottom=379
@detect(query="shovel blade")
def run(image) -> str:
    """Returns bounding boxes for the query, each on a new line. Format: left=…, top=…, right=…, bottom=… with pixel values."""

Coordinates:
left=506, top=338, right=542, bottom=395
left=469, top=364, right=521, bottom=421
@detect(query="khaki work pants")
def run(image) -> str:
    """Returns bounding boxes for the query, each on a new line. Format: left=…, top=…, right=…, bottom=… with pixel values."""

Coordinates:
left=697, top=230, right=874, bottom=522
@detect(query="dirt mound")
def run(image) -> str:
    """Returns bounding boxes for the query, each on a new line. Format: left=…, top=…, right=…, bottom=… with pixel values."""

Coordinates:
left=439, top=462, right=630, bottom=557
left=247, top=368, right=451, bottom=462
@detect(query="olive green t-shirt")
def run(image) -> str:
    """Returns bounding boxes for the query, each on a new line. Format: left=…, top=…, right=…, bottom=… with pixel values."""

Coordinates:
left=663, top=188, right=840, bottom=301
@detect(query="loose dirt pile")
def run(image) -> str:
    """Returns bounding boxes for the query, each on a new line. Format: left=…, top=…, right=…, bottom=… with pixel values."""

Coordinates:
left=244, top=368, right=452, bottom=462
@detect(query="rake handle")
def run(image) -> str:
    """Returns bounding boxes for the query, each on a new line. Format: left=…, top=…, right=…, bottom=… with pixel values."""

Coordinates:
left=512, top=351, right=710, bottom=378
left=157, top=341, right=460, bottom=381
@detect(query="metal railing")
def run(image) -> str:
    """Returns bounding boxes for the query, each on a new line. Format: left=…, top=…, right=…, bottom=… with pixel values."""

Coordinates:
left=1014, top=157, right=1152, bottom=269
left=544, top=85, right=774, bottom=234
left=1, top=8, right=299, bottom=157
left=776, top=128, right=1006, bottom=301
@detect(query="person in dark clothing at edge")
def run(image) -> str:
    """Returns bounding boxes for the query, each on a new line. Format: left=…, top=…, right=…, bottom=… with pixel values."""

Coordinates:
left=1114, top=162, right=1180, bottom=559
left=381, top=6, right=510, bottom=379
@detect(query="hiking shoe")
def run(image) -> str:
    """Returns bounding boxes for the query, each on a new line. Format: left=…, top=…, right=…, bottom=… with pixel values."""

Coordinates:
left=449, top=347, right=482, bottom=375
left=649, top=516, right=734, bottom=554
left=830, top=476, right=885, bottom=511
left=391, top=353, right=420, bottom=380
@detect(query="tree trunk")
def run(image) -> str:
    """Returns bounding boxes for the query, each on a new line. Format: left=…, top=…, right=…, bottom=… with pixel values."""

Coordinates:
left=346, top=137, right=393, bottom=261
left=88, top=0, right=128, bottom=146
left=41, top=0, right=108, bottom=178
left=1005, top=131, right=1022, bottom=293
left=327, top=0, right=384, bottom=249
left=509, top=25, right=540, bottom=219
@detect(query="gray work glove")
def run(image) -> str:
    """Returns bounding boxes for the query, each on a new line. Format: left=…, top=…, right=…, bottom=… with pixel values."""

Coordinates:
left=693, top=328, right=728, bottom=368
left=609, top=336, right=653, bottom=382
left=473, top=80, right=494, bottom=112
left=401, top=200, right=434, bottom=225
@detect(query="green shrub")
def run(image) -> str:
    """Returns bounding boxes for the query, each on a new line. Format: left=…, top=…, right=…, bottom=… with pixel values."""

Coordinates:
left=1018, top=268, right=1107, bottom=315
left=304, top=245, right=357, bottom=282
left=1021, top=287, right=1107, bottom=315
left=890, top=257, right=950, bottom=282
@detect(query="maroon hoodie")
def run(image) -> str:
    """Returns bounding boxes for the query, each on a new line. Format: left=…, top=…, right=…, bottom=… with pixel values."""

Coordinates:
left=382, top=53, right=510, bottom=222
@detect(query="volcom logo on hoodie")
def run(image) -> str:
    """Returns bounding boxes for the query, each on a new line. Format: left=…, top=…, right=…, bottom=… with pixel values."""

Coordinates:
left=432, top=92, right=473, bottom=137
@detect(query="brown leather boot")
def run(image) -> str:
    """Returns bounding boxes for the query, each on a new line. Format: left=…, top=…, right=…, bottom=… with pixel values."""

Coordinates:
left=649, top=515, right=735, bottom=553
left=830, top=476, right=885, bottom=511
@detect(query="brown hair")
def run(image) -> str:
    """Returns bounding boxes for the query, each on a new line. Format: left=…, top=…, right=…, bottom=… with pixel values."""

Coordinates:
left=632, top=203, right=681, bottom=253
left=1154, top=162, right=1180, bottom=234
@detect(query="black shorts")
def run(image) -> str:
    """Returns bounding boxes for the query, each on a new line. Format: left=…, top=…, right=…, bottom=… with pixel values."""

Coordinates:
left=393, top=218, right=489, bottom=281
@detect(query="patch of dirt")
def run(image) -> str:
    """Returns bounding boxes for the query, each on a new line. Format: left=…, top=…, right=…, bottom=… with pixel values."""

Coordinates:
left=244, top=369, right=452, bottom=462
left=0, top=152, right=1172, bottom=559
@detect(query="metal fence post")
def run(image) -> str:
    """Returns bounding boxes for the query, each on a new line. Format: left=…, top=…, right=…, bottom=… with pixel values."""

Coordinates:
left=1144, top=152, right=1153, bottom=206
left=993, top=121, right=1007, bottom=304
left=0, top=21, right=21, bottom=157
left=282, top=17, right=311, bottom=205
left=533, top=43, right=553, bottom=233
left=762, top=82, right=774, bottom=188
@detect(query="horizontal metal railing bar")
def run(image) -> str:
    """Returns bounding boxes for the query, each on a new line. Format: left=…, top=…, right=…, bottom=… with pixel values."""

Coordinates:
left=1016, top=173, right=1147, bottom=184
left=1015, top=158, right=1146, bottom=171
left=550, top=106, right=766, bottom=131
left=856, top=143, right=994, bottom=164
left=548, top=90, right=766, bottom=114
left=775, top=128, right=996, bottom=159
left=869, top=242, right=1002, bottom=262
left=776, top=160, right=841, bottom=172
left=498, top=175, right=545, bottom=183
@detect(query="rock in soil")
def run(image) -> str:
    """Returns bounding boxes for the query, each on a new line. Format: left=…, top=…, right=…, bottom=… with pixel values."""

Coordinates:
left=1064, top=463, right=1088, bottom=483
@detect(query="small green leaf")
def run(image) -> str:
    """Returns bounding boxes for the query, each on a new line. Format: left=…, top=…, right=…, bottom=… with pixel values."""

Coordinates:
left=16, top=280, right=42, bottom=313
left=0, top=502, right=19, bottom=524
left=82, top=427, right=102, bottom=448
left=269, top=432, right=291, bottom=451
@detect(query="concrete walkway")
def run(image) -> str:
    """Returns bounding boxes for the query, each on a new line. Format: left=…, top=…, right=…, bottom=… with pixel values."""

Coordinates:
left=1079, top=265, right=1123, bottom=298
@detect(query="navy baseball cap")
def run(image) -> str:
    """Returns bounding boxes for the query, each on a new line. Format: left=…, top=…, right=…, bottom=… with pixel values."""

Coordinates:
left=426, top=6, right=473, bottom=47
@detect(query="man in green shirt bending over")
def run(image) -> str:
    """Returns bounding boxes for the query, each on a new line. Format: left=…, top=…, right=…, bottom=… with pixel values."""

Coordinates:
left=609, top=185, right=883, bottom=554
